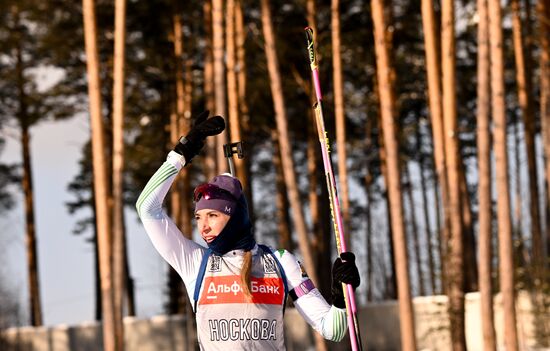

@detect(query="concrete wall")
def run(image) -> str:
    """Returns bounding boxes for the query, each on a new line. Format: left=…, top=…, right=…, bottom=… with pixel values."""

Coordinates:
left=2, top=292, right=548, bottom=350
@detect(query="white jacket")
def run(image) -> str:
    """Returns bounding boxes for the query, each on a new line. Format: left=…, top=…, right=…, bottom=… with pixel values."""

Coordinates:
left=136, top=151, right=348, bottom=350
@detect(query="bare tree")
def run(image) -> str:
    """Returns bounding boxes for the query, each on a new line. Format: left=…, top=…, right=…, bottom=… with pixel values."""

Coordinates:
left=260, top=0, right=318, bottom=288
left=371, top=0, right=417, bottom=348
left=226, top=0, right=246, bottom=181
left=476, top=0, right=497, bottom=347
left=331, top=0, right=351, bottom=246
left=234, top=0, right=255, bottom=223
left=9, top=4, right=43, bottom=327
left=212, top=0, right=227, bottom=172
left=488, top=0, right=519, bottom=348
left=404, top=163, right=425, bottom=296
left=82, top=0, right=117, bottom=349
left=441, top=0, right=467, bottom=348
left=416, top=125, right=436, bottom=294
left=420, top=0, right=451, bottom=292
left=111, top=0, right=127, bottom=347
left=203, top=0, right=217, bottom=179
left=537, top=0, right=550, bottom=260
left=511, top=0, right=543, bottom=270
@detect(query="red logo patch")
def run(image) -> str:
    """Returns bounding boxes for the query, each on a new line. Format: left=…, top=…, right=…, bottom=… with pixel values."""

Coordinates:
left=199, top=276, right=284, bottom=305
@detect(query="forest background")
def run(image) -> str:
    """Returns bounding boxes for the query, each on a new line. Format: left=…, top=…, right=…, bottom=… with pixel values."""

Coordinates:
left=0, top=0, right=548, bottom=350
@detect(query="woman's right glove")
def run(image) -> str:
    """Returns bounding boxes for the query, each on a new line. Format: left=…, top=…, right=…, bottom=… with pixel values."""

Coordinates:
left=331, top=252, right=361, bottom=308
left=173, top=110, right=225, bottom=164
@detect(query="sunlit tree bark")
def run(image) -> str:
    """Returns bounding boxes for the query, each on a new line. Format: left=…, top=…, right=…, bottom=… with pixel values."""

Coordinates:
left=272, top=130, right=293, bottom=252
left=537, top=0, right=550, bottom=261
left=226, top=0, right=245, bottom=181
left=476, top=0, right=496, bottom=347
left=234, top=0, right=254, bottom=222
left=371, top=0, right=416, bottom=348
left=111, top=0, right=128, bottom=347
left=332, top=0, right=351, bottom=246
left=204, top=0, right=217, bottom=179
left=82, top=0, right=116, bottom=349
left=511, top=0, right=543, bottom=270
left=420, top=0, right=451, bottom=292
left=374, top=81, right=398, bottom=299
left=488, top=0, right=519, bottom=347
left=304, top=1, right=323, bottom=280
left=212, top=0, right=227, bottom=172
left=260, top=0, right=318, bottom=287
left=441, top=0, right=466, bottom=348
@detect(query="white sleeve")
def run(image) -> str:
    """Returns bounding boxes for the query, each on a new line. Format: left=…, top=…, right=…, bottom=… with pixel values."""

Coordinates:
left=275, top=249, right=348, bottom=342
left=135, top=151, right=206, bottom=302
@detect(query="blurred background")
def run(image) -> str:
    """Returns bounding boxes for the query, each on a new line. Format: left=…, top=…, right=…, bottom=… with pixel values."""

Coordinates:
left=0, top=0, right=548, bottom=350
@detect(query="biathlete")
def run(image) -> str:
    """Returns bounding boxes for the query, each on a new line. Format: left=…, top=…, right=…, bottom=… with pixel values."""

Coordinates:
left=136, top=110, right=361, bottom=350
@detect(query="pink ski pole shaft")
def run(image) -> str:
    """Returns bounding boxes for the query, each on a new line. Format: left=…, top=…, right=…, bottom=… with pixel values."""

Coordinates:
left=305, top=27, right=363, bottom=351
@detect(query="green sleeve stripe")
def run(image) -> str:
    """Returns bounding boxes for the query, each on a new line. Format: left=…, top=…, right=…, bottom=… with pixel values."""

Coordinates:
left=332, top=308, right=347, bottom=341
left=136, top=163, right=178, bottom=217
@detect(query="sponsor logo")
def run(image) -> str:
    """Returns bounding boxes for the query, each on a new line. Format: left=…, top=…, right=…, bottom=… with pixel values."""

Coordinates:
left=199, top=276, right=284, bottom=305
left=208, top=318, right=277, bottom=341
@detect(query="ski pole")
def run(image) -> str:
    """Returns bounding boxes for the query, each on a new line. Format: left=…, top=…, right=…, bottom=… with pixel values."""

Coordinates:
left=304, top=27, right=363, bottom=351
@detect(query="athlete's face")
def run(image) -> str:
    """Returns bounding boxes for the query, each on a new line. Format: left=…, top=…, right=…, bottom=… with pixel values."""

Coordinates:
left=195, top=209, right=231, bottom=243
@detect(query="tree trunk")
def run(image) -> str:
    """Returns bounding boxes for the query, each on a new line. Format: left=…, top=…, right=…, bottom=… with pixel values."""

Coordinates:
left=365, top=170, right=374, bottom=302
left=365, top=113, right=375, bottom=301
left=538, top=0, right=550, bottom=262
left=421, top=0, right=451, bottom=293
left=476, top=0, right=497, bottom=347
left=304, top=2, right=322, bottom=275
left=212, top=0, right=227, bottom=173
left=82, top=0, right=117, bottom=349
left=112, top=0, right=128, bottom=347
left=488, top=0, right=519, bottom=347
left=14, top=8, right=43, bottom=325
left=512, top=0, right=543, bottom=270
left=371, top=0, right=417, bottom=348
left=417, top=126, right=436, bottom=294
left=235, top=0, right=254, bottom=224
left=272, top=131, right=294, bottom=252
left=404, top=162, right=425, bottom=296
left=332, top=0, right=351, bottom=246
left=460, top=171, right=478, bottom=292
left=441, top=0, right=466, bottom=348
left=20, top=124, right=43, bottom=327
left=203, top=0, right=217, bottom=179
left=226, top=0, right=246, bottom=181
left=373, top=76, right=398, bottom=299
left=260, top=0, right=318, bottom=287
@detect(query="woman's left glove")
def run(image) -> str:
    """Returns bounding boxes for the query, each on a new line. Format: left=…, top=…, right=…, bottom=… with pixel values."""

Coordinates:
left=331, top=252, right=360, bottom=308
left=173, top=110, right=225, bottom=164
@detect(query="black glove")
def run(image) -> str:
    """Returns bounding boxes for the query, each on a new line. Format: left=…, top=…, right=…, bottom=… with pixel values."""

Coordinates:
left=173, top=110, right=225, bottom=164
left=331, top=252, right=360, bottom=308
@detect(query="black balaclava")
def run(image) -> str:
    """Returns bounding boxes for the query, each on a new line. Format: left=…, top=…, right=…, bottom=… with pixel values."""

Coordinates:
left=194, top=174, right=255, bottom=255
left=208, top=194, right=255, bottom=255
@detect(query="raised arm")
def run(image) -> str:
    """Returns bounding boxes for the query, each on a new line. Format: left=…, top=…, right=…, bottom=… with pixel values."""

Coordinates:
left=136, top=151, right=206, bottom=290
left=136, top=110, right=226, bottom=299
